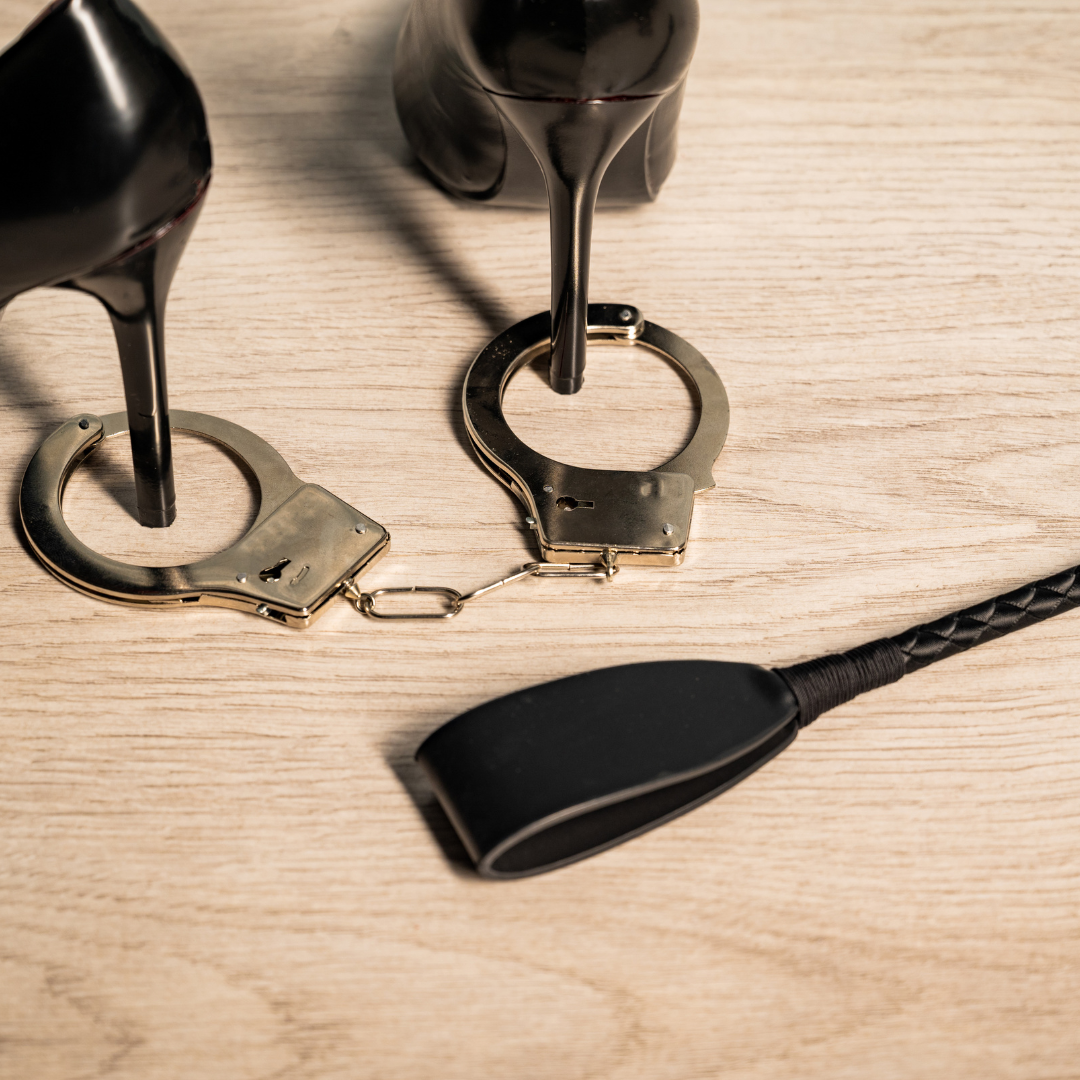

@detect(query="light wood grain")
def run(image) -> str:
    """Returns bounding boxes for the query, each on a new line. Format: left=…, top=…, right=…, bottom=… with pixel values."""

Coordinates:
left=2, top=0, right=1079, bottom=1076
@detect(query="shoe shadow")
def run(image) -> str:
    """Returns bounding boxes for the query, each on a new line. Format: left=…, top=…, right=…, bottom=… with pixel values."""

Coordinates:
left=0, top=325, right=68, bottom=550
left=0, top=298, right=146, bottom=535
left=254, top=2, right=517, bottom=337
left=0, top=309, right=131, bottom=549
left=215, top=7, right=525, bottom=876
left=230, top=1, right=525, bottom=464
left=0, top=317, right=70, bottom=435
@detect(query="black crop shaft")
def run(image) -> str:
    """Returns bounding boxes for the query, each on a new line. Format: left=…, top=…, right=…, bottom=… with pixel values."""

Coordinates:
left=890, top=566, right=1080, bottom=672
left=775, top=564, right=1080, bottom=727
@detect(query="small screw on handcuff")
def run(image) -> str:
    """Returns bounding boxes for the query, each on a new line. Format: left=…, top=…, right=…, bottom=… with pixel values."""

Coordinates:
left=343, top=552, right=619, bottom=621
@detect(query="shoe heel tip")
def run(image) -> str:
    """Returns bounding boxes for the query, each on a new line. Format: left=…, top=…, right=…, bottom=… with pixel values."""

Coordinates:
left=550, top=376, right=583, bottom=395
left=139, top=505, right=177, bottom=529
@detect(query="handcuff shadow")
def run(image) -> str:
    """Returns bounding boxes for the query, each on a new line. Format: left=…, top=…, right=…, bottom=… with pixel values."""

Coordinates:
left=380, top=728, right=477, bottom=876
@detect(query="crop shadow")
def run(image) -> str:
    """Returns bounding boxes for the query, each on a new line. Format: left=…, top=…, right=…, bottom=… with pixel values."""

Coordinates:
left=381, top=727, right=477, bottom=876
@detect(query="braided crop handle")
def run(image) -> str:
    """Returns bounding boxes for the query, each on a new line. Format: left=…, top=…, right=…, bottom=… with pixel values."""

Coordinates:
left=891, top=565, right=1080, bottom=671
left=776, top=564, right=1080, bottom=726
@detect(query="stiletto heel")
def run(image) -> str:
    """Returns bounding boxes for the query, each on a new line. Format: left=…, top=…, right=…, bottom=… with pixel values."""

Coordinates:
left=491, top=95, right=662, bottom=394
left=63, top=195, right=205, bottom=528
left=1, top=0, right=212, bottom=526
left=394, top=0, right=699, bottom=392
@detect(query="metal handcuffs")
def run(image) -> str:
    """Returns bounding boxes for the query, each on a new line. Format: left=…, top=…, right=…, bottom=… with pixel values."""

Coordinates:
left=20, top=306, right=728, bottom=626
left=463, top=303, right=729, bottom=566
left=20, top=410, right=389, bottom=628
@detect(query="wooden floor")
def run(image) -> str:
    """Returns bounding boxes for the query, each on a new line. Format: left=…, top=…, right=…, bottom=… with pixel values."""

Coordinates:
left=3, top=1, right=1079, bottom=1076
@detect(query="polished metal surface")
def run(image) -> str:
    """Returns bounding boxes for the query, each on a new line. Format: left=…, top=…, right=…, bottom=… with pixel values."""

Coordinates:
left=20, top=411, right=389, bottom=628
left=346, top=561, right=610, bottom=620
left=64, top=196, right=206, bottom=528
left=463, top=304, right=729, bottom=566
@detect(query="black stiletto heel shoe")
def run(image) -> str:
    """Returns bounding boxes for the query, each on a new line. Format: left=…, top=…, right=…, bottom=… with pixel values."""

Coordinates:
left=0, top=0, right=211, bottom=527
left=394, top=0, right=698, bottom=394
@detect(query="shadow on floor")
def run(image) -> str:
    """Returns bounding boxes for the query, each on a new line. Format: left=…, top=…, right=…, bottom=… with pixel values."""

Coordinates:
left=382, top=730, right=477, bottom=877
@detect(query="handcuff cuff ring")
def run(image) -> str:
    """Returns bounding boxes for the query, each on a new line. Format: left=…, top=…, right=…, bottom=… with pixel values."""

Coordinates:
left=20, top=409, right=389, bottom=628
left=463, top=304, right=730, bottom=567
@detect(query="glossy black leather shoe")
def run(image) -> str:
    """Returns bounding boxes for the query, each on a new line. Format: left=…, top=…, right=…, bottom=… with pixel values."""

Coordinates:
left=0, top=0, right=212, bottom=527
left=394, top=0, right=698, bottom=394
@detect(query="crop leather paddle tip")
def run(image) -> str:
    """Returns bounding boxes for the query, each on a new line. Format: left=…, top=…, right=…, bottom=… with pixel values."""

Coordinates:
left=416, top=660, right=800, bottom=879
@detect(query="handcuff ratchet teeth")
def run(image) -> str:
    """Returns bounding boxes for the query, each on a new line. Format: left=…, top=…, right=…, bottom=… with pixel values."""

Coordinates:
left=20, top=410, right=390, bottom=628
left=462, top=303, right=730, bottom=567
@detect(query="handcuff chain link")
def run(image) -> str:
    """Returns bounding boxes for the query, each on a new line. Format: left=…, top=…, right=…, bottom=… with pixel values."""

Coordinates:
left=343, top=551, right=619, bottom=621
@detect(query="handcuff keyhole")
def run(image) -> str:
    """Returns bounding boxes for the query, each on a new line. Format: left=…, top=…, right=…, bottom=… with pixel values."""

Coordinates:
left=259, top=558, right=291, bottom=582
left=556, top=497, right=595, bottom=511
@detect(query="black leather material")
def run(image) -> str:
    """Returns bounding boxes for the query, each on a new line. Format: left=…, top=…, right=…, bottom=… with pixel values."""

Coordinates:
left=417, top=660, right=799, bottom=878
left=892, top=565, right=1080, bottom=672
left=0, top=0, right=211, bottom=302
left=393, top=0, right=696, bottom=202
left=1, top=0, right=211, bottom=527
left=393, top=0, right=698, bottom=395
left=449, top=0, right=699, bottom=100
left=415, top=565, right=1080, bottom=879
left=392, top=0, right=505, bottom=196
left=775, top=639, right=906, bottom=727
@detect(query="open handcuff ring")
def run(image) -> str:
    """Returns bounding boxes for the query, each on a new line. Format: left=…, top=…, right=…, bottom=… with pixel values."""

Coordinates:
left=20, top=409, right=390, bottom=628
